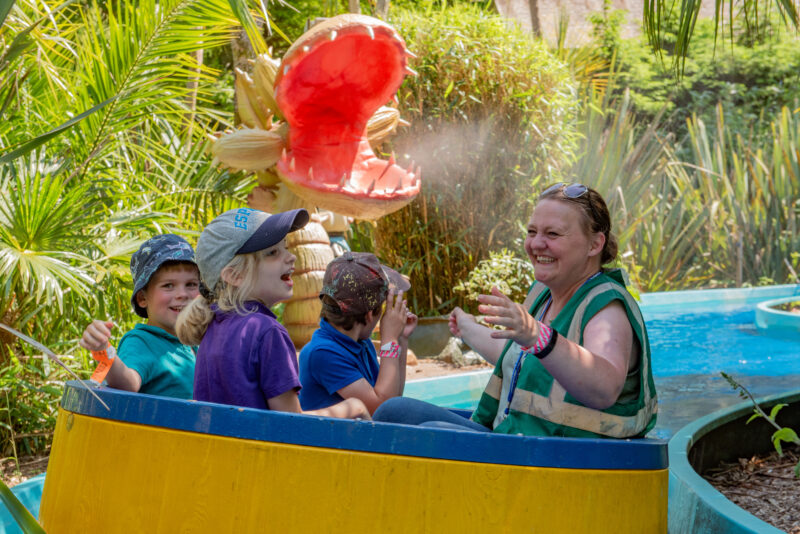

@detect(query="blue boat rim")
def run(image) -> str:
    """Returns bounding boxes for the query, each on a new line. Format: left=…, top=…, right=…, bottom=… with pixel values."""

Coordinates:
left=61, top=381, right=668, bottom=471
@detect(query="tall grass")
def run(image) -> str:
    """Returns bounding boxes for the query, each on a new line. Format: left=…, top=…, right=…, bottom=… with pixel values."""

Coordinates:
left=684, top=105, right=800, bottom=286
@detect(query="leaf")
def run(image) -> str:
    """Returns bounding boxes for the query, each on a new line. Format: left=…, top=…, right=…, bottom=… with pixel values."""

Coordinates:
left=0, top=0, right=15, bottom=29
left=768, top=403, right=787, bottom=421
left=771, top=427, right=800, bottom=457
left=0, top=96, right=115, bottom=164
left=226, top=0, right=268, bottom=55
left=746, top=412, right=761, bottom=424
left=0, top=479, right=46, bottom=534
left=444, top=80, right=454, bottom=98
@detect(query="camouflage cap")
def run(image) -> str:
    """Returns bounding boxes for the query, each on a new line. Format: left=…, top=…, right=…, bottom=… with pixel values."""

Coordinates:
left=320, top=252, right=411, bottom=316
left=130, top=234, right=197, bottom=318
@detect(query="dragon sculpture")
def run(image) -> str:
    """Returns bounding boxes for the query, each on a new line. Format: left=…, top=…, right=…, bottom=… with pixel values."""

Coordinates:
left=211, top=14, right=420, bottom=347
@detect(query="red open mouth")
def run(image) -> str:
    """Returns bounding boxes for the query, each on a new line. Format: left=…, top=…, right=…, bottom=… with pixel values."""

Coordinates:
left=274, top=15, right=421, bottom=220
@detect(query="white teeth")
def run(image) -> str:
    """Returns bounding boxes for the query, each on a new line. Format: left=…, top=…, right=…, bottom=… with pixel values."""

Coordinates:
left=537, top=257, right=554, bottom=263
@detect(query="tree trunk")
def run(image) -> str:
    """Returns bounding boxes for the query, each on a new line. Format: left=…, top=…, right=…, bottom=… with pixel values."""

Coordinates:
left=183, top=45, right=204, bottom=143
left=375, top=0, right=390, bottom=19
left=231, top=29, right=254, bottom=127
left=528, top=0, right=540, bottom=36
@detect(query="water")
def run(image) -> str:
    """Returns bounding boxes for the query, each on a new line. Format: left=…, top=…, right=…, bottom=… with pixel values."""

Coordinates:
left=406, top=286, right=800, bottom=439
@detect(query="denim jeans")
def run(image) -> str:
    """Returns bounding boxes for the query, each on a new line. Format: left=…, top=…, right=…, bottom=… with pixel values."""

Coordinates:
left=373, top=397, right=491, bottom=432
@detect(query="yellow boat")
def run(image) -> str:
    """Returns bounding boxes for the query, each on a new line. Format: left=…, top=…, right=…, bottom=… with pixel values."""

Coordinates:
left=38, top=381, right=668, bottom=533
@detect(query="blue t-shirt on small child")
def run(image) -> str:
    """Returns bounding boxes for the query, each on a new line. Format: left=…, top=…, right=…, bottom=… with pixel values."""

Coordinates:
left=117, top=323, right=196, bottom=399
left=194, top=301, right=301, bottom=410
left=298, top=319, right=379, bottom=410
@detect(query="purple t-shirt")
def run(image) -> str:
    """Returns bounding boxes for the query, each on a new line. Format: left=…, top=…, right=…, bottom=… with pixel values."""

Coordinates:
left=193, top=301, right=300, bottom=409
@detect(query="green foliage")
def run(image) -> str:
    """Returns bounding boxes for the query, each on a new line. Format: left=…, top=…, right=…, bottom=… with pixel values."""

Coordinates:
left=0, top=0, right=255, bottom=457
left=682, top=105, right=800, bottom=286
left=358, top=3, right=576, bottom=316
left=723, top=372, right=800, bottom=477
left=587, top=0, right=626, bottom=61
left=643, top=0, right=800, bottom=75
left=615, top=17, right=800, bottom=144
left=453, top=249, right=534, bottom=311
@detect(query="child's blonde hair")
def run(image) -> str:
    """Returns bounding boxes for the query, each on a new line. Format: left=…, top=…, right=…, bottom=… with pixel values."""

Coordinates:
left=176, top=250, right=268, bottom=345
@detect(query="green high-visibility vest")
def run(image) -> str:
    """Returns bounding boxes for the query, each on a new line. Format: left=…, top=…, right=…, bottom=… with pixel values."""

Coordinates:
left=472, top=269, right=658, bottom=438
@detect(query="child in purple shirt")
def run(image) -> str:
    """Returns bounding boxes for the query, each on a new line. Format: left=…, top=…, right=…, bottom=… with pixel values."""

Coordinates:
left=175, top=207, right=369, bottom=420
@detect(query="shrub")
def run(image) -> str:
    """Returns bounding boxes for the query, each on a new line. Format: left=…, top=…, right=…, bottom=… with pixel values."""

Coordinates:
left=453, top=249, right=534, bottom=311
left=612, top=17, right=800, bottom=144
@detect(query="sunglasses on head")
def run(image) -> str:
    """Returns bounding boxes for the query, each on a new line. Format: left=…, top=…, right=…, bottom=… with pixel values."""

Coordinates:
left=541, top=182, right=589, bottom=199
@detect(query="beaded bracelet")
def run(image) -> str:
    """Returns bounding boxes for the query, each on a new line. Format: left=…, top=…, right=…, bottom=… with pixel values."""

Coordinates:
left=520, top=322, right=558, bottom=360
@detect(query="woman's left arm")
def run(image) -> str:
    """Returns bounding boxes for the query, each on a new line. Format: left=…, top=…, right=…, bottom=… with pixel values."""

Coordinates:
left=479, top=287, right=634, bottom=410
left=537, top=302, right=633, bottom=409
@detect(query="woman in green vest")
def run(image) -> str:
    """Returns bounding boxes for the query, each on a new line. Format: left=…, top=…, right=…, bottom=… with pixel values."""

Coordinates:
left=373, top=183, right=657, bottom=438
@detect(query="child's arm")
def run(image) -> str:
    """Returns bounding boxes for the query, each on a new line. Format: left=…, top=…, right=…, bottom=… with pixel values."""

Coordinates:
left=79, top=320, right=143, bottom=392
left=395, top=309, right=418, bottom=396
left=268, top=390, right=371, bottom=420
left=337, top=290, right=412, bottom=414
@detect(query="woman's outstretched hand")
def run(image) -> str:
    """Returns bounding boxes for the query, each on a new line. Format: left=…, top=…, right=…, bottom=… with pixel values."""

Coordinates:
left=478, top=286, right=540, bottom=347
left=448, top=306, right=475, bottom=338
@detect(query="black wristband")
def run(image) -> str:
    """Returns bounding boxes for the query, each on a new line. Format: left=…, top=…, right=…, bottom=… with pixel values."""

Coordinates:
left=534, top=330, right=558, bottom=359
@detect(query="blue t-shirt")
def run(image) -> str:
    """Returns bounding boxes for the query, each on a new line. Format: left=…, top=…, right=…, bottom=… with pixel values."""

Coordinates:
left=298, top=319, right=379, bottom=410
left=117, top=324, right=195, bottom=399
left=194, top=301, right=301, bottom=410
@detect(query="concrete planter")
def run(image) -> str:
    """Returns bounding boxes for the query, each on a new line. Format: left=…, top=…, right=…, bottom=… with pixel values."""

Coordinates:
left=668, top=389, right=800, bottom=533
left=407, top=315, right=451, bottom=357
left=755, top=296, right=800, bottom=335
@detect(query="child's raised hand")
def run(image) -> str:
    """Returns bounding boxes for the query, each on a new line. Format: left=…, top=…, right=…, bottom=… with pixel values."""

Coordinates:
left=401, top=310, right=418, bottom=341
left=379, top=289, right=406, bottom=343
left=79, top=320, right=114, bottom=352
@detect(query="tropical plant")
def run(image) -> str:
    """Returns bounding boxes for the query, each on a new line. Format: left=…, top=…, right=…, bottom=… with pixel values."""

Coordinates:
left=683, top=104, right=800, bottom=286
left=644, top=0, right=800, bottom=74
left=0, top=0, right=257, bottom=459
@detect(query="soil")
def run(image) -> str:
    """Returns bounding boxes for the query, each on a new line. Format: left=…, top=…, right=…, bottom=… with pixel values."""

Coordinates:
left=2, top=451, right=49, bottom=489
left=704, top=445, right=800, bottom=533
left=774, top=301, right=800, bottom=314
left=1, top=358, right=488, bottom=490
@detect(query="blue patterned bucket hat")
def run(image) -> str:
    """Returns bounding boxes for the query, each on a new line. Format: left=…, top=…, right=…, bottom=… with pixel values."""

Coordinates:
left=130, top=234, right=197, bottom=318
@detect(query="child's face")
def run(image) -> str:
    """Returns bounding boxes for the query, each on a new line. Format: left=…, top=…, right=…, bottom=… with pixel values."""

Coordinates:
left=250, top=239, right=297, bottom=307
left=136, top=263, right=200, bottom=335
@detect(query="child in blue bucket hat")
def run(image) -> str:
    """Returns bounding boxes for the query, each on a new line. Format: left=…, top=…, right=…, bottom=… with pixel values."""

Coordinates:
left=79, top=234, right=200, bottom=399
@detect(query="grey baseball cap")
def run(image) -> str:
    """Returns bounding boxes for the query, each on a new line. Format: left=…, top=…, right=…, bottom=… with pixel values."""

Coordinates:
left=196, top=207, right=309, bottom=291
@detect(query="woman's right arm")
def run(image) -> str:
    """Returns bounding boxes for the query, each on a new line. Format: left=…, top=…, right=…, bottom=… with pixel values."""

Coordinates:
left=449, top=307, right=506, bottom=365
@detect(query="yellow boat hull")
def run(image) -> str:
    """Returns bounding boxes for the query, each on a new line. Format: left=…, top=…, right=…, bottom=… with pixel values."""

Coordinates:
left=40, top=383, right=668, bottom=533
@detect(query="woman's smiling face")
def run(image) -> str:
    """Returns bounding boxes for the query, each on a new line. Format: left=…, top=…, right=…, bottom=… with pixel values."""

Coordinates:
left=525, top=198, right=603, bottom=292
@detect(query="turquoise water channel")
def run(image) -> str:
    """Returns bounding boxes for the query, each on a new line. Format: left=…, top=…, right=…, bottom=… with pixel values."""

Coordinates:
left=405, top=285, right=800, bottom=439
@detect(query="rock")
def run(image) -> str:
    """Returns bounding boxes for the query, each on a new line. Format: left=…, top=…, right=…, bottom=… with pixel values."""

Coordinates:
left=406, top=348, right=418, bottom=366
left=463, top=350, right=484, bottom=366
left=436, top=337, right=465, bottom=367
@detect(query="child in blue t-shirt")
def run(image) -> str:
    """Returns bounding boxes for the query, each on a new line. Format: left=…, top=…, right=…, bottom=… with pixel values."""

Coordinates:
left=79, top=234, right=199, bottom=399
left=175, top=207, right=370, bottom=420
left=298, top=252, right=418, bottom=414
